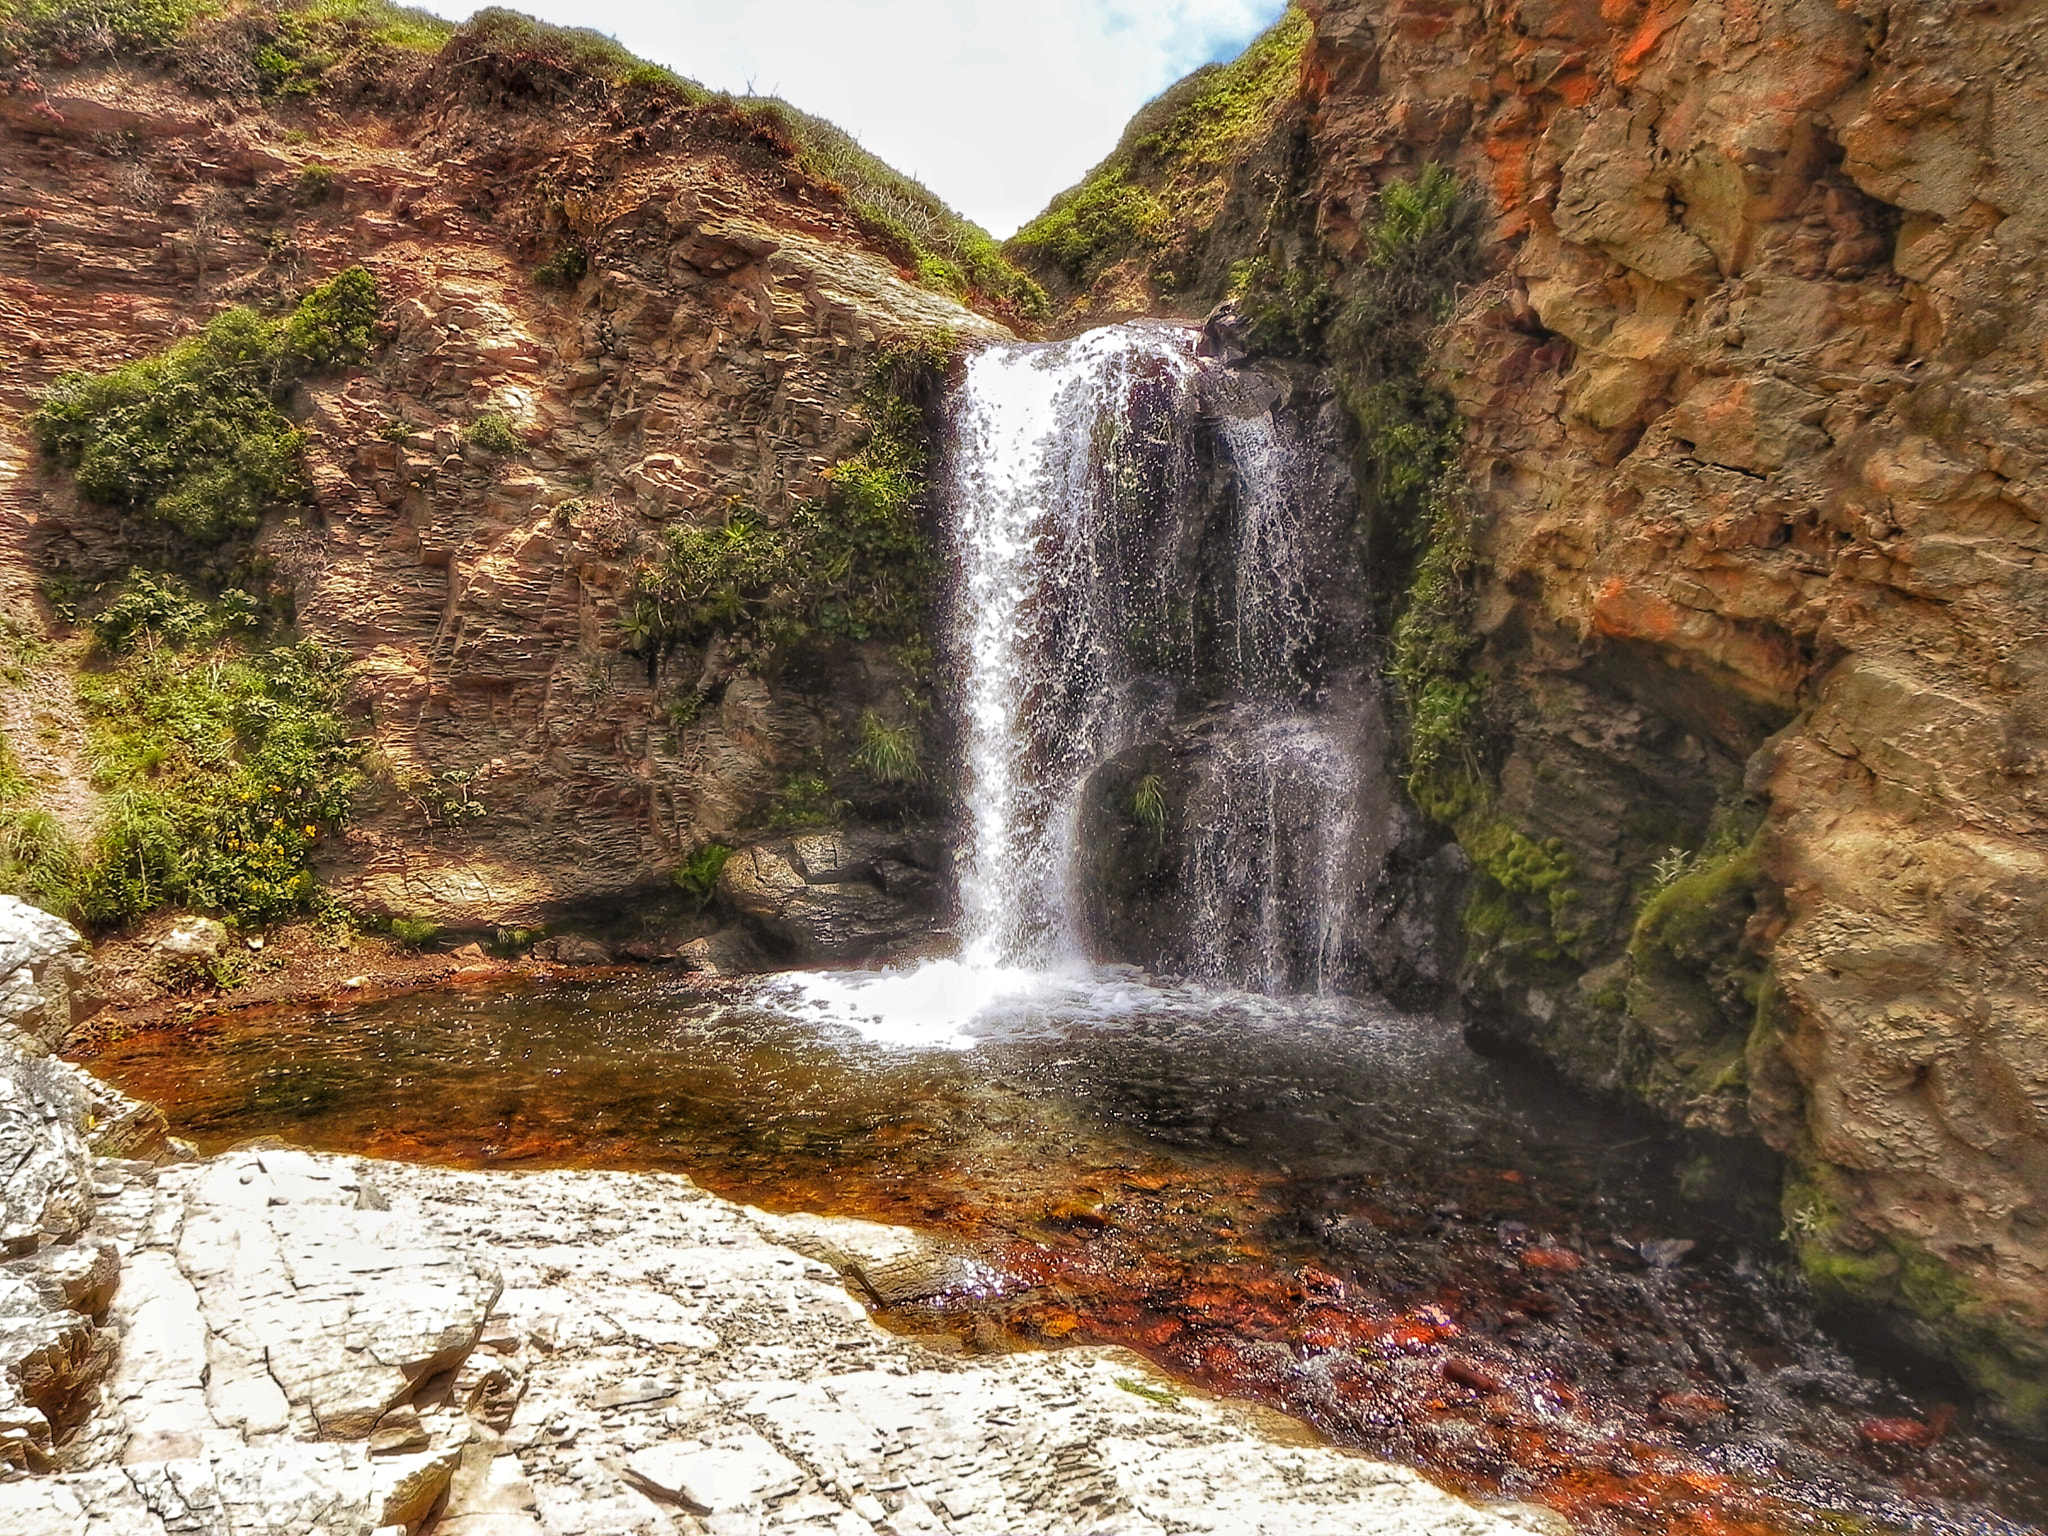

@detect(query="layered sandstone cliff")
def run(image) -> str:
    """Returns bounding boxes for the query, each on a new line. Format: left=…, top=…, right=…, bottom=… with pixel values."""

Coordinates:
left=0, top=13, right=1007, bottom=949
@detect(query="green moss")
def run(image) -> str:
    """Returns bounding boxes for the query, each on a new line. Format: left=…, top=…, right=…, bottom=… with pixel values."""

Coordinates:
left=30, top=268, right=379, bottom=543
left=1459, top=819, right=1582, bottom=963
left=1634, top=835, right=1762, bottom=956
left=756, top=772, right=846, bottom=830
left=1788, top=1205, right=2048, bottom=1436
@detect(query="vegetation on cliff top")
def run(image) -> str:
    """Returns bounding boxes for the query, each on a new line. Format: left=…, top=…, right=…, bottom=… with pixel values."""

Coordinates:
left=449, top=9, right=1044, bottom=320
left=1007, top=6, right=1308, bottom=296
left=2, top=1, right=1041, bottom=317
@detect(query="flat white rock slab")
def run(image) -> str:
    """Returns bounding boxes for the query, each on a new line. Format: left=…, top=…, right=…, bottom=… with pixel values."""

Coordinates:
left=7, top=1151, right=1541, bottom=1536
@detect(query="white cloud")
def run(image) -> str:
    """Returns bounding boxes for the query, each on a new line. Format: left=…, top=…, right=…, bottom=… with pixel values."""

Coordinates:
left=411, top=0, right=1289, bottom=236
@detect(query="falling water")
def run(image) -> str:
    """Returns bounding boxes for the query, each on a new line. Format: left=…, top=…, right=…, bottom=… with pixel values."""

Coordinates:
left=945, top=324, right=1203, bottom=970
left=941, top=323, right=1362, bottom=992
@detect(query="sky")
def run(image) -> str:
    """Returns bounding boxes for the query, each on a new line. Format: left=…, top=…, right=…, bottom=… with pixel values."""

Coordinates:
left=413, top=0, right=1290, bottom=238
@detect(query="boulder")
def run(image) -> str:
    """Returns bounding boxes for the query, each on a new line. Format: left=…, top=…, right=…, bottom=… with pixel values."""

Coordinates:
left=717, top=826, right=947, bottom=961
left=152, top=916, right=229, bottom=963
left=0, top=898, right=91, bottom=1057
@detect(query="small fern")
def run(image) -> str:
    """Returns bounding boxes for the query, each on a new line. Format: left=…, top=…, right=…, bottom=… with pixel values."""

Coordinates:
left=1131, top=773, right=1168, bottom=839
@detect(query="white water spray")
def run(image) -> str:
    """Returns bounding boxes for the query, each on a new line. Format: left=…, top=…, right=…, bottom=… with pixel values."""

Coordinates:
left=947, top=324, right=1203, bottom=969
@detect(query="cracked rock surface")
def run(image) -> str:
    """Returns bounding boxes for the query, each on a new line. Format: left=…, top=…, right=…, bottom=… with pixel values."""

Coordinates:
left=3, top=1147, right=1531, bottom=1536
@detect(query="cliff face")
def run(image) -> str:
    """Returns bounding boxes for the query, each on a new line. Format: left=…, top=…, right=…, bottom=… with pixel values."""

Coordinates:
left=1317, top=0, right=2046, bottom=1432
left=1013, top=0, right=2048, bottom=1435
left=0, top=16, right=1009, bottom=949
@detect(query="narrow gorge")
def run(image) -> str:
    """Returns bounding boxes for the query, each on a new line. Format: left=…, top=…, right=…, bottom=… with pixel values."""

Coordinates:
left=0, top=1, right=2045, bottom=1534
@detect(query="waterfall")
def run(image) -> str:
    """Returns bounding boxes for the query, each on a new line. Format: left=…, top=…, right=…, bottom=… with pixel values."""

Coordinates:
left=942, top=323, right=1363, bottom=993
left=945, top=325, right=1202, bottom=969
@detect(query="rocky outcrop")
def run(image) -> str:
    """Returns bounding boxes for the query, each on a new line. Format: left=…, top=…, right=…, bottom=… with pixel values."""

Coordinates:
left=3, top=1149, right=1531, bottom=1535
left=0, top=898, right=91, bottom=1059
left=0, top=901, right=115, bottom=1473
left=1272, top=0, right=2048, bottom=1433
left=0, top=1133, right=1538, bottom=1534
left=716, top=826, right=947, bottom=962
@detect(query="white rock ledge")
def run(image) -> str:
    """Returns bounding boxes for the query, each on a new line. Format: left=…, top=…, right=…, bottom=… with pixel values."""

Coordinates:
left=0, top=1146, right=1542, bottom=1536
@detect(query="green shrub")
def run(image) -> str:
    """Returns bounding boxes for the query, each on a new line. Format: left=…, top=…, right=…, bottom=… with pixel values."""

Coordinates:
left=2, top=0, right=215, bottom=62
left=630, top=336, right=948, bottom=663
left=30, top=267, right=379, bottom=543
left=87, top=571, right=258, bottom=654
left=1011, top=169, right=1167, bottom=285
left=852, top=711, right=919, bottom=784
left=292, top=164, right=338, bottom=203
left=739, top=97, right=1046, bottom=317
left=288, top=0, right=449, bottom=52
left=73, top=596, right=358, bottom=926
left=464, top=411, right=521, bottom=453
left=534, top=243, right=587, bottom=289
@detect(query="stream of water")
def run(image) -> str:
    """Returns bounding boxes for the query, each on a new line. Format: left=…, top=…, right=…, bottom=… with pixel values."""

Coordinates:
left=78, top=327, right=2048, bottom=1533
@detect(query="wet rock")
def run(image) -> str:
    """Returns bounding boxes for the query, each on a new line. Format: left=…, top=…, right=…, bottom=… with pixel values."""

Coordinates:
left=665, top=925, right=765, bottom=977
left=718, top=827, right=947, bottom=961
left=0, top=899, right=91, bottom=1057
left=531, top=935, right=610, bottom=966
left=151, top=917, right=229, bottom=963
left=1636, top=1238, right=1697, bottom=1270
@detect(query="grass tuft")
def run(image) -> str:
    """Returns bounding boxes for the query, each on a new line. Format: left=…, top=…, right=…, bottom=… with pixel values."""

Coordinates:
left=852, top=711, right=920, bottom=785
